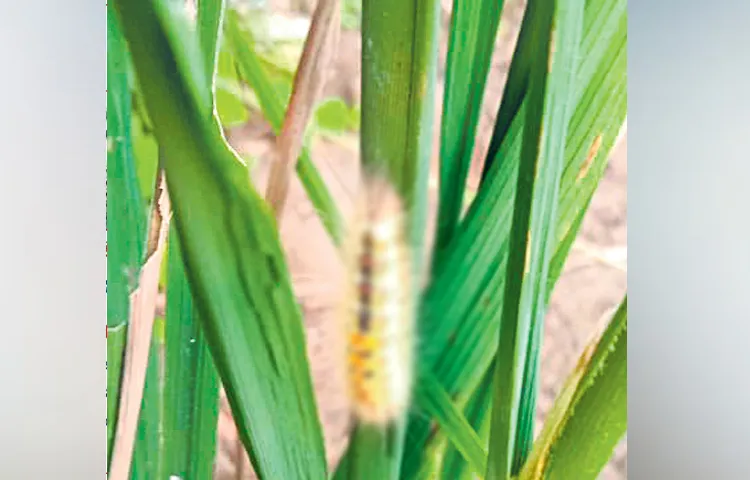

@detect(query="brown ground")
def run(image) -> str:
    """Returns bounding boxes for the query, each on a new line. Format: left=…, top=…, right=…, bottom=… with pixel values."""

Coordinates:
left=214, top=1, right=627, bottom=478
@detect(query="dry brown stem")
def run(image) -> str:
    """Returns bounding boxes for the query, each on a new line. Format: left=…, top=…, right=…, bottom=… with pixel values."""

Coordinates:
left=264, top=0, right=341, bottom=221
left=108, top=173, right=171, bottom=480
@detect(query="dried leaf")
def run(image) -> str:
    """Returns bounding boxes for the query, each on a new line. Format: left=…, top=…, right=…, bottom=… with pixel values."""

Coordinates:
left=109, top=177, right=172, bottom=480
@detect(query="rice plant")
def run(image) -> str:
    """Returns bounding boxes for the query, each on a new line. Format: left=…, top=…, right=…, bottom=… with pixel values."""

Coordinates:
left=106, top=0, right=627, bottom=479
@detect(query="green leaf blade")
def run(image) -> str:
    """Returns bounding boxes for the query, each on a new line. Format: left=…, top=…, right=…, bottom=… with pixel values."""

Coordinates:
left=130, top=331, right=166, bottom=480
left=520, top=297, right=627, bottom=480
left=197, top=0, right=225, bottom=86
left=107, top=323, right=127, bottom=467
left=439, top=360, right=495, bottom=480
left=110, top=1, right=328, bottom=478
left=508, top=0, right=588, bottom=471
left=401, top=2, right=626, bottom=474
left=107, top=6, right=153, bottom=474
left=434, top=0, right=505, bottom=257
left=360, top=0, right=439, bottom=267
left=162, top=229, right=220, bottom=479
left=485, top=0, right=562, bottom=475
left=415, top=374, right=488, bottom=477
left=334, top=1, right=441, bottom=478
left=107, top=5, right=146, bottom=330
left=215, top=43, right=250, bottom=127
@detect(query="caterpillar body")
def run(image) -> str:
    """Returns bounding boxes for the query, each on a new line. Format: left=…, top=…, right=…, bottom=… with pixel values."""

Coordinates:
left=341, top=174, right=415, bottom=426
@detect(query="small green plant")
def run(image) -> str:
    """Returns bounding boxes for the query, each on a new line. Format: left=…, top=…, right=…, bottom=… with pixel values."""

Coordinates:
left=106, top=0, right=627, bottom=479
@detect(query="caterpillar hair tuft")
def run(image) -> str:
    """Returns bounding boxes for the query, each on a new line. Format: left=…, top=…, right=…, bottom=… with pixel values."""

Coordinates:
left=340, top=173, right=415, bottom=426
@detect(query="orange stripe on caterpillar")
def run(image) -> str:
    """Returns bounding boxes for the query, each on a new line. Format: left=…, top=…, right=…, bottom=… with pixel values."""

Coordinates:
left=340, top=173, right=414, bottom=426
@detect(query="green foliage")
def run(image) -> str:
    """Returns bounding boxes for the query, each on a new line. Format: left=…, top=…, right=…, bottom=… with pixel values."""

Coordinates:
left=163, top=229, right=220, bottom=479
left=416, top=374, right=488, bottom=477
left=130, top=332, right=165, bottom=480
left=225, top=8, right=345, bottom=245
left=110, top=0, right=328, bottom=478
left=106, top=324, right=127, bottom=466
left=360, top=0, right=439, bottom=269
left=441, top=365, right=495, bottom=480
left=520, top=298, right=627, bottom=480
left=107, top=6, right=163, bottom=477
left=342, top=0, right=363, bottom=30
left=130, top=110, right=159, bottom=206
left=313, top=98, right=360, bottom=135
left=215, top=44, right=251, bottom=127
left=486, top=1, right=583, bottom=477
left=336, top=1, right=442, bottom=477
left=107, top=4, right=145, bottom=330
left=398, top=0, right=626, bottom=477
left=107, top=0, right=627, bottom=479
left=433, top=0, right=505, bottom=258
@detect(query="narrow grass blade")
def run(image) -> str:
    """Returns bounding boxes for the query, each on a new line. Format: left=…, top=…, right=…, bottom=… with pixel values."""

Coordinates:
left=439, top=5, right=551, bottom=469
left=110, top=1, right=328, bottom=478
left=130, top=334, right=165, bottom=480
left=336, top=1, right=440, bottom=478
left=360, top=0, right=439, bottom=270
left=339, top=378, right=489, bottom=480
left=126, top=4, right=228, bottom=471
left=519, top=297, right=627, bottom=480
left=130, top=110, right=160, bottom=205
left=202, top=0, right=250, bottom=127
left=225, top=8, right=344, bottom=245
left=485, top=2, right=554, bottom=474
left=480, top=1, right=535, bottom=182
left=216, top=41, right=250, bottom=127
left=483, top=0, right=626, bottom=183
left=197, top=0, right=225, bottom=84
left=516, top=0, right=585, bottom=466
left=162, top=229, right=220, bottom=479
left=422, top=6, right=626, bottom=394
left=401, top=3, right=626, bottom=475
left=107, top=5, right=147, bottom=471
left=107, top=5, right=145, bottom=330
left=514, top=126, right=625, bottom=470
left=110, top=180, right=172, bottom=480
left=107, top=324, right=127, bottom=467
left=332, top=449, right=352, bottom=480
left=440, top=178, right=601, bottom=479
left=486, top=1, right=584, bottom=477
left=415, top=374, right=487, bottom=477
left=439, top=362, right=495, bottom=480
left=339, top=425, right=399, bottom=480
left=433, top=0, right=505, bottom=258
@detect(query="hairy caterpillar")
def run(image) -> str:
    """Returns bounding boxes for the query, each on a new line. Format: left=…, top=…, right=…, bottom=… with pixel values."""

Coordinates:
left=340, top=173, right=415, bottom=426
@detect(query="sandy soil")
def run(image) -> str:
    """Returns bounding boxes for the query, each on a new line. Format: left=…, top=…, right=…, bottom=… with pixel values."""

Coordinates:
left=214, top=1, right=627, bottom=478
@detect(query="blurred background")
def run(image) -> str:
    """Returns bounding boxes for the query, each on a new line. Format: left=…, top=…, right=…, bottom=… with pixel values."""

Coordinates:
left=210, top=0, right=627, bottom=477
